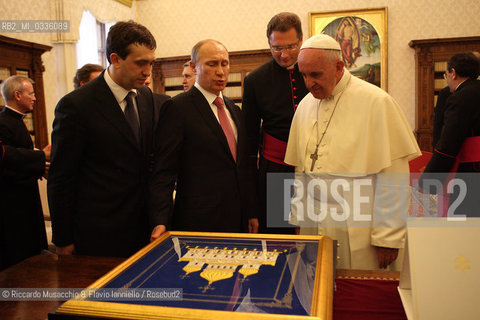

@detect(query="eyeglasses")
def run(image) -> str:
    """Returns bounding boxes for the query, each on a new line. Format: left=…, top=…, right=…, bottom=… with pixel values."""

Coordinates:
left=270, top=41, right=300, bottom=53
left=443, top=69, right=452, bottom=80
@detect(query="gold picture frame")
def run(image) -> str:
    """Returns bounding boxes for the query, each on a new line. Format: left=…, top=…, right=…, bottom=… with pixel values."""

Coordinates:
left=51, top=232, right=334, bottom=320
left=309, top=7, right=388, bottom=91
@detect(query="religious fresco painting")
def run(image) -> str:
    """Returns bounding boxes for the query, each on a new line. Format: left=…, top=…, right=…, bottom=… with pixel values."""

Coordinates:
left=309, top=8, right=387, bottom=91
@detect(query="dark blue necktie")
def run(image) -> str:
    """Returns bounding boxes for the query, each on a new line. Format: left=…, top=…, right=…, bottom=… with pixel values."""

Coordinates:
left=124, top=92, right=140, bottom=146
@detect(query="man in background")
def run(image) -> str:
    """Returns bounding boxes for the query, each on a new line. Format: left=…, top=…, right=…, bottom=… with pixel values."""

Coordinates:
left=182, top=61, right=195, bottom=91
left=0, top=76, right=50, bottom=270
left=48, top=21, right=165, bottom=257
left=422, top=52, right=480, bottom=217
left=73, top=63, right=103, bottom=89
left=242, top=12, right=309, bottom=233
left=433, top=52, right=480, bottom=148
left=433, top=86, right=451, bottom=148
left=150, top=39, right=258, bottom=234
left=285, top=34, right=420, bottom=270
left=144, top=75, right=170, bottom=133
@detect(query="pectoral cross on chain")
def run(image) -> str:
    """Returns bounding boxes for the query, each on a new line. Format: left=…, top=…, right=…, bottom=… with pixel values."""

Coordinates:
left=310, top=145, right=319, bottom=171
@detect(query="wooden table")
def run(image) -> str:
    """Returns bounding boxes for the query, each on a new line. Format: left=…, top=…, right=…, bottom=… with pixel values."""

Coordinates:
left=0, top=251, right=406, bottom=320
left=0, top=251, right=125, bottom=320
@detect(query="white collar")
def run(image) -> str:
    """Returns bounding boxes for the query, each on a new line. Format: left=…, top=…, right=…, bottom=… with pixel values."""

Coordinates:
left=194, top=82, right=224, bottom=105
left=331, top=68, right=351, bottom=97
left=454, top=79, right=468, bottom=92
left=104, top=69, right=137, bottom=104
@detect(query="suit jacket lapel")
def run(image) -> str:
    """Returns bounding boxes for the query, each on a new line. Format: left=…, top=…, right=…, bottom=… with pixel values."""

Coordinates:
left=93, top=76, right=141, bottom=151
left=189, top=87, right=235, bottom=162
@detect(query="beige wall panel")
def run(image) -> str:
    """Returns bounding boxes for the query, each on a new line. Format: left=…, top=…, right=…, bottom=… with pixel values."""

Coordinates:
left=1, top=0, right=479, bottom=133
left=138, top=0, right=480, bottom=128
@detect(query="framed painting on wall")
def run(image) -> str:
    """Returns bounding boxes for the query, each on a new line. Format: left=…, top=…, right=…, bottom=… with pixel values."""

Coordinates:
left=309, top=7, right=387, bottom=91
left=50, top=232, right=334, bottom=320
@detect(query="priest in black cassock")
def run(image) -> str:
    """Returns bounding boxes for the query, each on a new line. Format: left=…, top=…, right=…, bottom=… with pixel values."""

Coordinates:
left=0, top=76, right=49, bottom=270
left=242, top=12, right=309, bottom=234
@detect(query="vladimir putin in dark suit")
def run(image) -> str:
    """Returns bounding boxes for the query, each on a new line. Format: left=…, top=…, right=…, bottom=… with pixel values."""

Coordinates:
left=48, top=21, right=165, bottom=257
left=150, top=39, right=258, bottom=234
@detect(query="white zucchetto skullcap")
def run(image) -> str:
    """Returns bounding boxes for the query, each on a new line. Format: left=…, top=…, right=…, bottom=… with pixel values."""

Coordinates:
left=300, top=34, right=341, bottom=51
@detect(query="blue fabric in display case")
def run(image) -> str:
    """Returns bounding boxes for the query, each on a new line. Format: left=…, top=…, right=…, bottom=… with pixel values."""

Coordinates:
left=50, top=232, right=334, bottom=320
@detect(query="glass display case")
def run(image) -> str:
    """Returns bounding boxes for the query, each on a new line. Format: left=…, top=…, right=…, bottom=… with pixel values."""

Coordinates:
left=50, top=232, right=334, bottom=320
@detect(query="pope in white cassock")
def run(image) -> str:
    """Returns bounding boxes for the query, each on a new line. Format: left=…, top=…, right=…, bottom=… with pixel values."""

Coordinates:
left=284, top=34, right=421, bottom=270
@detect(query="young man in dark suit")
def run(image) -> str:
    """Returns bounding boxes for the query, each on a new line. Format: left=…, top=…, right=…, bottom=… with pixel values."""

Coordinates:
left=150, top=39, right=258, bottom=234
left=0, top=76, right=50, bottom=270
left=48, top=21, right=166, bottom=257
